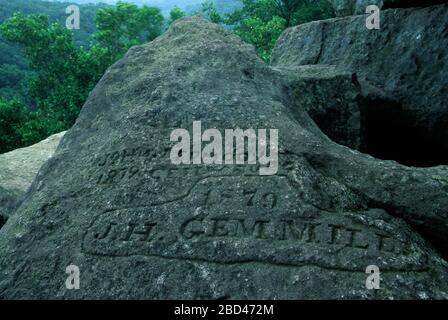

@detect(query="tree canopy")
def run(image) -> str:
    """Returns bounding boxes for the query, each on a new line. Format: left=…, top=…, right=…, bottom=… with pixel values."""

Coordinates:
left=169, top=6, right=186, bottom=25
left=0, top=0, right=334, bottom=153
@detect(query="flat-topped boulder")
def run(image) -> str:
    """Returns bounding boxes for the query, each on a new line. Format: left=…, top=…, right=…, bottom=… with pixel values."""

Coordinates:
left=0, top=131, right=65, bottom=224
left=0, top=17, right=447, bottom=299
left=272, top=4, right=448, bottom=168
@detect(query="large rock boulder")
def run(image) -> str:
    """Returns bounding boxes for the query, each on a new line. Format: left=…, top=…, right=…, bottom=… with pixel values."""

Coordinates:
left=272, top=4, right=448, bottom=167
left=0, top=17, right=447, bottom=299
left=0, top=132, right=65, bottom=225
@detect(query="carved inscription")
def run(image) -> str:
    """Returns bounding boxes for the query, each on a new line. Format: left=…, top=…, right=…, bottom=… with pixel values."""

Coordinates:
left=81, top=158, right=429, bottom=271
left=96, top=163, right=268, bottom=185
left=94, top=146, right=172, bottom=185
left=177, top=217, right=396, bottom=252
left=200, top=187, right=279, bottom=209
left=90, top=145, right=299, bottom=186
left=82, top=207, right=427, bottom=271
left=94, top=221, right=158, bottom=242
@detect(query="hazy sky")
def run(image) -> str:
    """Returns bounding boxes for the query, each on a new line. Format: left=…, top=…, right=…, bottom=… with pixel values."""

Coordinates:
left=47, top=0, right=213, bottom=15
left=47, top=0, right=205, bottom=7
left=47, top=0, right=243, bottom=16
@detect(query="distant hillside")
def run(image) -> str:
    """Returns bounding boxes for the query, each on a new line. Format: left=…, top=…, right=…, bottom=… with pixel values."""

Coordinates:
left=0, top=0, right=242, bottom=101
left=185, top=0, right=242, bottom=15
left=0, top=0, right=107, bottom=101
left=47, top=0, right=242, bottom=15
left=0, top=0, right=106, bottom=46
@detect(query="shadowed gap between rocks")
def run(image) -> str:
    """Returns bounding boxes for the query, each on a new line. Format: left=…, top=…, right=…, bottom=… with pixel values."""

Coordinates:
left=359, top=98, right=448, bottom=167
left=414, top=222, right=448, bottom=261
left=304, top=92, right=448, bottom=257
left=310, top=97, right=448, bottom=168
left=0, top=215, right=7, bottom=230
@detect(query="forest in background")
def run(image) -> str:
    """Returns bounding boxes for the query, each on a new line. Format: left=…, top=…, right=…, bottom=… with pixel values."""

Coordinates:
left=0, top=0, right=334, bottom=154
left=0, top=0, right=106, bottom=101
left=0, top=0, right=242, bottom=103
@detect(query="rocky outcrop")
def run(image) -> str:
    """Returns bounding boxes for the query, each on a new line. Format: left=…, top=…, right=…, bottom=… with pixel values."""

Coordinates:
left=328, top=0, right=448, bottom=16
left=272, top=4, right=448, bottom=167
left=0, top=17, right=447, bottom=299
left=0, top=131, right=65, bottom=225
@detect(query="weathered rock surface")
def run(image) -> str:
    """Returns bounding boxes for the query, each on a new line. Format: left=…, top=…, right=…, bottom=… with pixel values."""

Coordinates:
left=0, top=17, right=447, bottom=299
left=272, top=4, right=448, bottom=167
left=328, top=0, right=384, bottom=16
left=0, top=131, right=65, bottom=224
left=328, top=0, right=448, bottom=16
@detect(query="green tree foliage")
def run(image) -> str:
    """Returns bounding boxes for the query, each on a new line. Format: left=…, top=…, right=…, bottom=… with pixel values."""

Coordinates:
left=94, top=1, right=164, bottom=64
left=0, top=0, right=333, bottom=153
left=1, top=14, right=79, bottom=103
left=0, top=2, right=164, bottom=152
left=290, top=0, right=336, bottom=25
left=0, top=0, right=105, bottom=101
left=224, top=0, right=334, bottom=62
left=273, top=0, right=303, bottom=27
left=169, top=6, right=186, bottom=25
left=226, top=0, right=278, bottom=25
left=201, top=0, right=224, bottom=24
left=0, top=2, right=165, bottom=152
left=0, top=13, right=108, bottom=132
left=0, top=14, right=87, bottom=139
left=236, top=15, right=286, bottom=62
left=0, top=98, right=28, bottom=153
